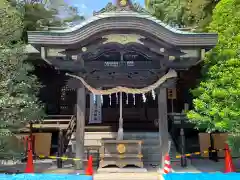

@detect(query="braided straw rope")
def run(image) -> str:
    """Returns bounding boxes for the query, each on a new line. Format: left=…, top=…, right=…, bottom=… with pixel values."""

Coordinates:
left=66, top=69, right=177, bottom=95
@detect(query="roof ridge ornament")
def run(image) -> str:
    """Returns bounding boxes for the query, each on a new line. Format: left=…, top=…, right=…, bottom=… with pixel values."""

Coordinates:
left=93, top=0, right=148, bottom=15
left=116, top=0, right=133, bottom=10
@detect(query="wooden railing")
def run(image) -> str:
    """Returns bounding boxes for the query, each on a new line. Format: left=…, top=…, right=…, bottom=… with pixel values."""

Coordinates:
left=63, top=115, right=76, bottom=153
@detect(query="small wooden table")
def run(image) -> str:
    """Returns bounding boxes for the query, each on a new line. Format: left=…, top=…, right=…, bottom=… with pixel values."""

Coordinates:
left=99, top=140, right=143, bottom=168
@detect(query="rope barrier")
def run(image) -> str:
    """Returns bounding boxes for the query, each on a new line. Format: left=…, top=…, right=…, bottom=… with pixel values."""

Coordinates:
left=37, top=155, right=85, bottom=161
left=175, top=148, right=225, bottom=158
left=66, top=69, right=177, bottom=95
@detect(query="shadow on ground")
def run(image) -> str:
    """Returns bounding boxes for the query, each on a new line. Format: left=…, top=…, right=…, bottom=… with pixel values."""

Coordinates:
left=171, top=158, right=240, bottom=173
left=0, top=160, right=56, bottom=173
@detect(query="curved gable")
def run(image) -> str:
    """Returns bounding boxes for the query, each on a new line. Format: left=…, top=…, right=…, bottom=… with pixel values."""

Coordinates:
left=27, top=11, right=217, bottom=47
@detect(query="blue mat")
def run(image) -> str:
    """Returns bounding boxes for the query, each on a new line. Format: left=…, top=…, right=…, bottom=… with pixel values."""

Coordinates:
left=163, top=173, right=240, bottom=180
left=0, top=174, right=93, bottom=180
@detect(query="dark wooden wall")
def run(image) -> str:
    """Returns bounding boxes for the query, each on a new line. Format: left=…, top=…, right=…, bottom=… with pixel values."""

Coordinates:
left=175, top=64, right=202, bottom=112
left=33, top=60, right=202, bottom=130
left=33, top=60, right=76, bottom=115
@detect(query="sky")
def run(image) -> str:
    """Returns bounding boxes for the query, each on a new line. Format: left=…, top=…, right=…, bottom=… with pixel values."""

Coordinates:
left=64, top=0, right=145, bottom=16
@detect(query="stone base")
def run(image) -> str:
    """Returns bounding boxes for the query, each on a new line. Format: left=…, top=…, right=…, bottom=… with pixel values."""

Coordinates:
left=99, top=159, right=144, bottom=168
left=97, top=167, right=147, bottom=173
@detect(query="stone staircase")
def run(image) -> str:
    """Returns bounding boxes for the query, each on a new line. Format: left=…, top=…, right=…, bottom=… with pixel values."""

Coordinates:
left=69, top=132, right=180, bottom=167
left=123, top=132, right=180, bottom=166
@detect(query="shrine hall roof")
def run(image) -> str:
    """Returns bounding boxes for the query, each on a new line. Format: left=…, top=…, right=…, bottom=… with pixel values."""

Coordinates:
left=27, top=11, right=218, bottom=47
left=52, top=12, right=192, bottom=34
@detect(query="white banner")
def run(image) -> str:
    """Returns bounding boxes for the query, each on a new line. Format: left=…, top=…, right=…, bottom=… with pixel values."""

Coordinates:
left=88, top=93, right=102, bottom=124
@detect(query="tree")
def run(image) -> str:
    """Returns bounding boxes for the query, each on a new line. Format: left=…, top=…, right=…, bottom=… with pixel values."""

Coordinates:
left=46, top=0, right=85, bottom=25
left=146, top=0, right=187, bottom=27
left=0, top=0, right=44, bottom=156
left=184, top=0, right=221, bottom=31
left=187, top=0, right=240, bottom=153
left=146, top=0, right=220, bottom=30
left=8, top=0, right=85, bottom=42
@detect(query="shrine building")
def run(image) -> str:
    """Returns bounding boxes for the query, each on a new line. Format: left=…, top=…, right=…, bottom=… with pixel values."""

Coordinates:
left=25, top=0, right=218, bottom=170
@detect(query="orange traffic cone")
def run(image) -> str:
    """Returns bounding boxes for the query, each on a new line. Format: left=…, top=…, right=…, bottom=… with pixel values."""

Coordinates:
left=24, top=137, right=34, bottom=173
left=85, top=155, right=93, bottom=175
left=224, top=143, right=235, bottom=173
left=163, top=153, right=172, bottom=174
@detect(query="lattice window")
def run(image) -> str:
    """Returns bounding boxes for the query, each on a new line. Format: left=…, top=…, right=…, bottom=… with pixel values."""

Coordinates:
left=59, top=83, right=76, bottom=115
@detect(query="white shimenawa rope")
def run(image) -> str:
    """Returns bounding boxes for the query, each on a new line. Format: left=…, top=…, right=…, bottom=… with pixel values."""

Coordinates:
left=66, top=69, right=177, bottom=95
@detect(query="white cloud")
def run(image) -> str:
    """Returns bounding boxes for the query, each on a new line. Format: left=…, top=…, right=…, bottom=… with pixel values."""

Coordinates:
left=74, top=3, right=87, bottom=9
left=81, top=4, right=87, bottom=9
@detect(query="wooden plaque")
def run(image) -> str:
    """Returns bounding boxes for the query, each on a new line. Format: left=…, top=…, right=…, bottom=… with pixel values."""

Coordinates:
left=168, top=88, right=177, bottom=99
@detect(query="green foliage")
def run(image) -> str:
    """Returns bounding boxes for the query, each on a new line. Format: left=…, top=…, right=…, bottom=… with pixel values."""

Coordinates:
left=147, top=0, right=220, bottom=30
left=187, top=0, right=240, bottom=150
left=185, top=0, right=221, bottom=31
left=147, top=0, right=187, bottom=27
left=0, top=0, right=44, bottom=155
left=9, top=0, right=84, bottom=42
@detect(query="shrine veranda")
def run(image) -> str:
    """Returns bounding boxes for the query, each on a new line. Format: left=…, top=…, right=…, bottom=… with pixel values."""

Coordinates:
left=24, top=0, right=218, bottom=169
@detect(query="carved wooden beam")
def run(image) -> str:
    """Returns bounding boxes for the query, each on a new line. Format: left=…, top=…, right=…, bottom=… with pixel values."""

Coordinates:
left=84, top=61, right=163, bottom=72
left=46, top=57, right=85, bottom=72
left=140, top=38, right=184, bottom=57
left=167, top=57, right=200, bottom=69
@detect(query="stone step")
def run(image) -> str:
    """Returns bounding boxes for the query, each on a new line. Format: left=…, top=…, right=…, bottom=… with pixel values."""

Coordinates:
left=123, top=132, right=160, bottom=139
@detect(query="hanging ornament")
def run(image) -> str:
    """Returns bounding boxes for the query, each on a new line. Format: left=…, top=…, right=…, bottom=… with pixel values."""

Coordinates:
left=151, top=89, right=156, bottom=100
left=101, top=95, right=103, bottom=105
left=93, top=94, right=97, bottom=105
left=109, top=94, right=112, bottom=106
left=116, top=92, right=118, bottom=104
left=126, top=93, right=129, bottom=105
left=142, top=93, right=146, bottom=103
left=133, top=94, right=136, bottom=106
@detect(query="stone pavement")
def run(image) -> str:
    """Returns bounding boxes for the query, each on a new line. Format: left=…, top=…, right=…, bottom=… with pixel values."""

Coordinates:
left=95, top=173, right=162, bottom=180
left=43, top=167, right=162, bottom=180
left=0, top=158, right=239, bottom=180
left=188, top=158, right=240, bottom=172
left=0, top=160, right=54, bottom=173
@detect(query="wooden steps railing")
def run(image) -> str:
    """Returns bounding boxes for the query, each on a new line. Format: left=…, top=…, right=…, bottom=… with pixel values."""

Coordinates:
left=63, top=115, right=76, bottom=153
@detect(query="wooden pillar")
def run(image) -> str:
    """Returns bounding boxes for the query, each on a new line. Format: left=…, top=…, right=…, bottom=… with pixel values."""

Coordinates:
left=158, top=88, right=168, bottom=168
left=75, top=87, right=86, bottom=170
left=57, top=129, right=63, bottom=168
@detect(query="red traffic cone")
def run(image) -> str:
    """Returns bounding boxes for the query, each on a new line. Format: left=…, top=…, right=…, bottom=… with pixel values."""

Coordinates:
left=163, top=153, right=172, bottom=174
left=85, top=155, right=93, bottom=175
left=224, top=144, right=235, bottom=173
left=24, top=137, right=34, bottom=173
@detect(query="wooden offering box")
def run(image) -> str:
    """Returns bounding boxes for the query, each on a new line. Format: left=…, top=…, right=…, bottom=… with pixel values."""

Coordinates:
left=99, top=140, right=143, bottom=168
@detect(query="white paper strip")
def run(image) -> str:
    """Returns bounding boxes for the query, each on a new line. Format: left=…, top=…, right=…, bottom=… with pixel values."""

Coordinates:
left=101, top=95, right=103, bottom=105
left=109, top=94, right=112, bottom=106
left=152, top=89, right=156, bottom=100
left=142, top=93, right=146, bottom=103
left=133, top=94, right=136, bottom=105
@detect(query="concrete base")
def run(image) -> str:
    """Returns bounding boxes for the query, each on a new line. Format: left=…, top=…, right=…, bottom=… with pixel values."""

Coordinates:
left=97, top=167, right=148, bottom=173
